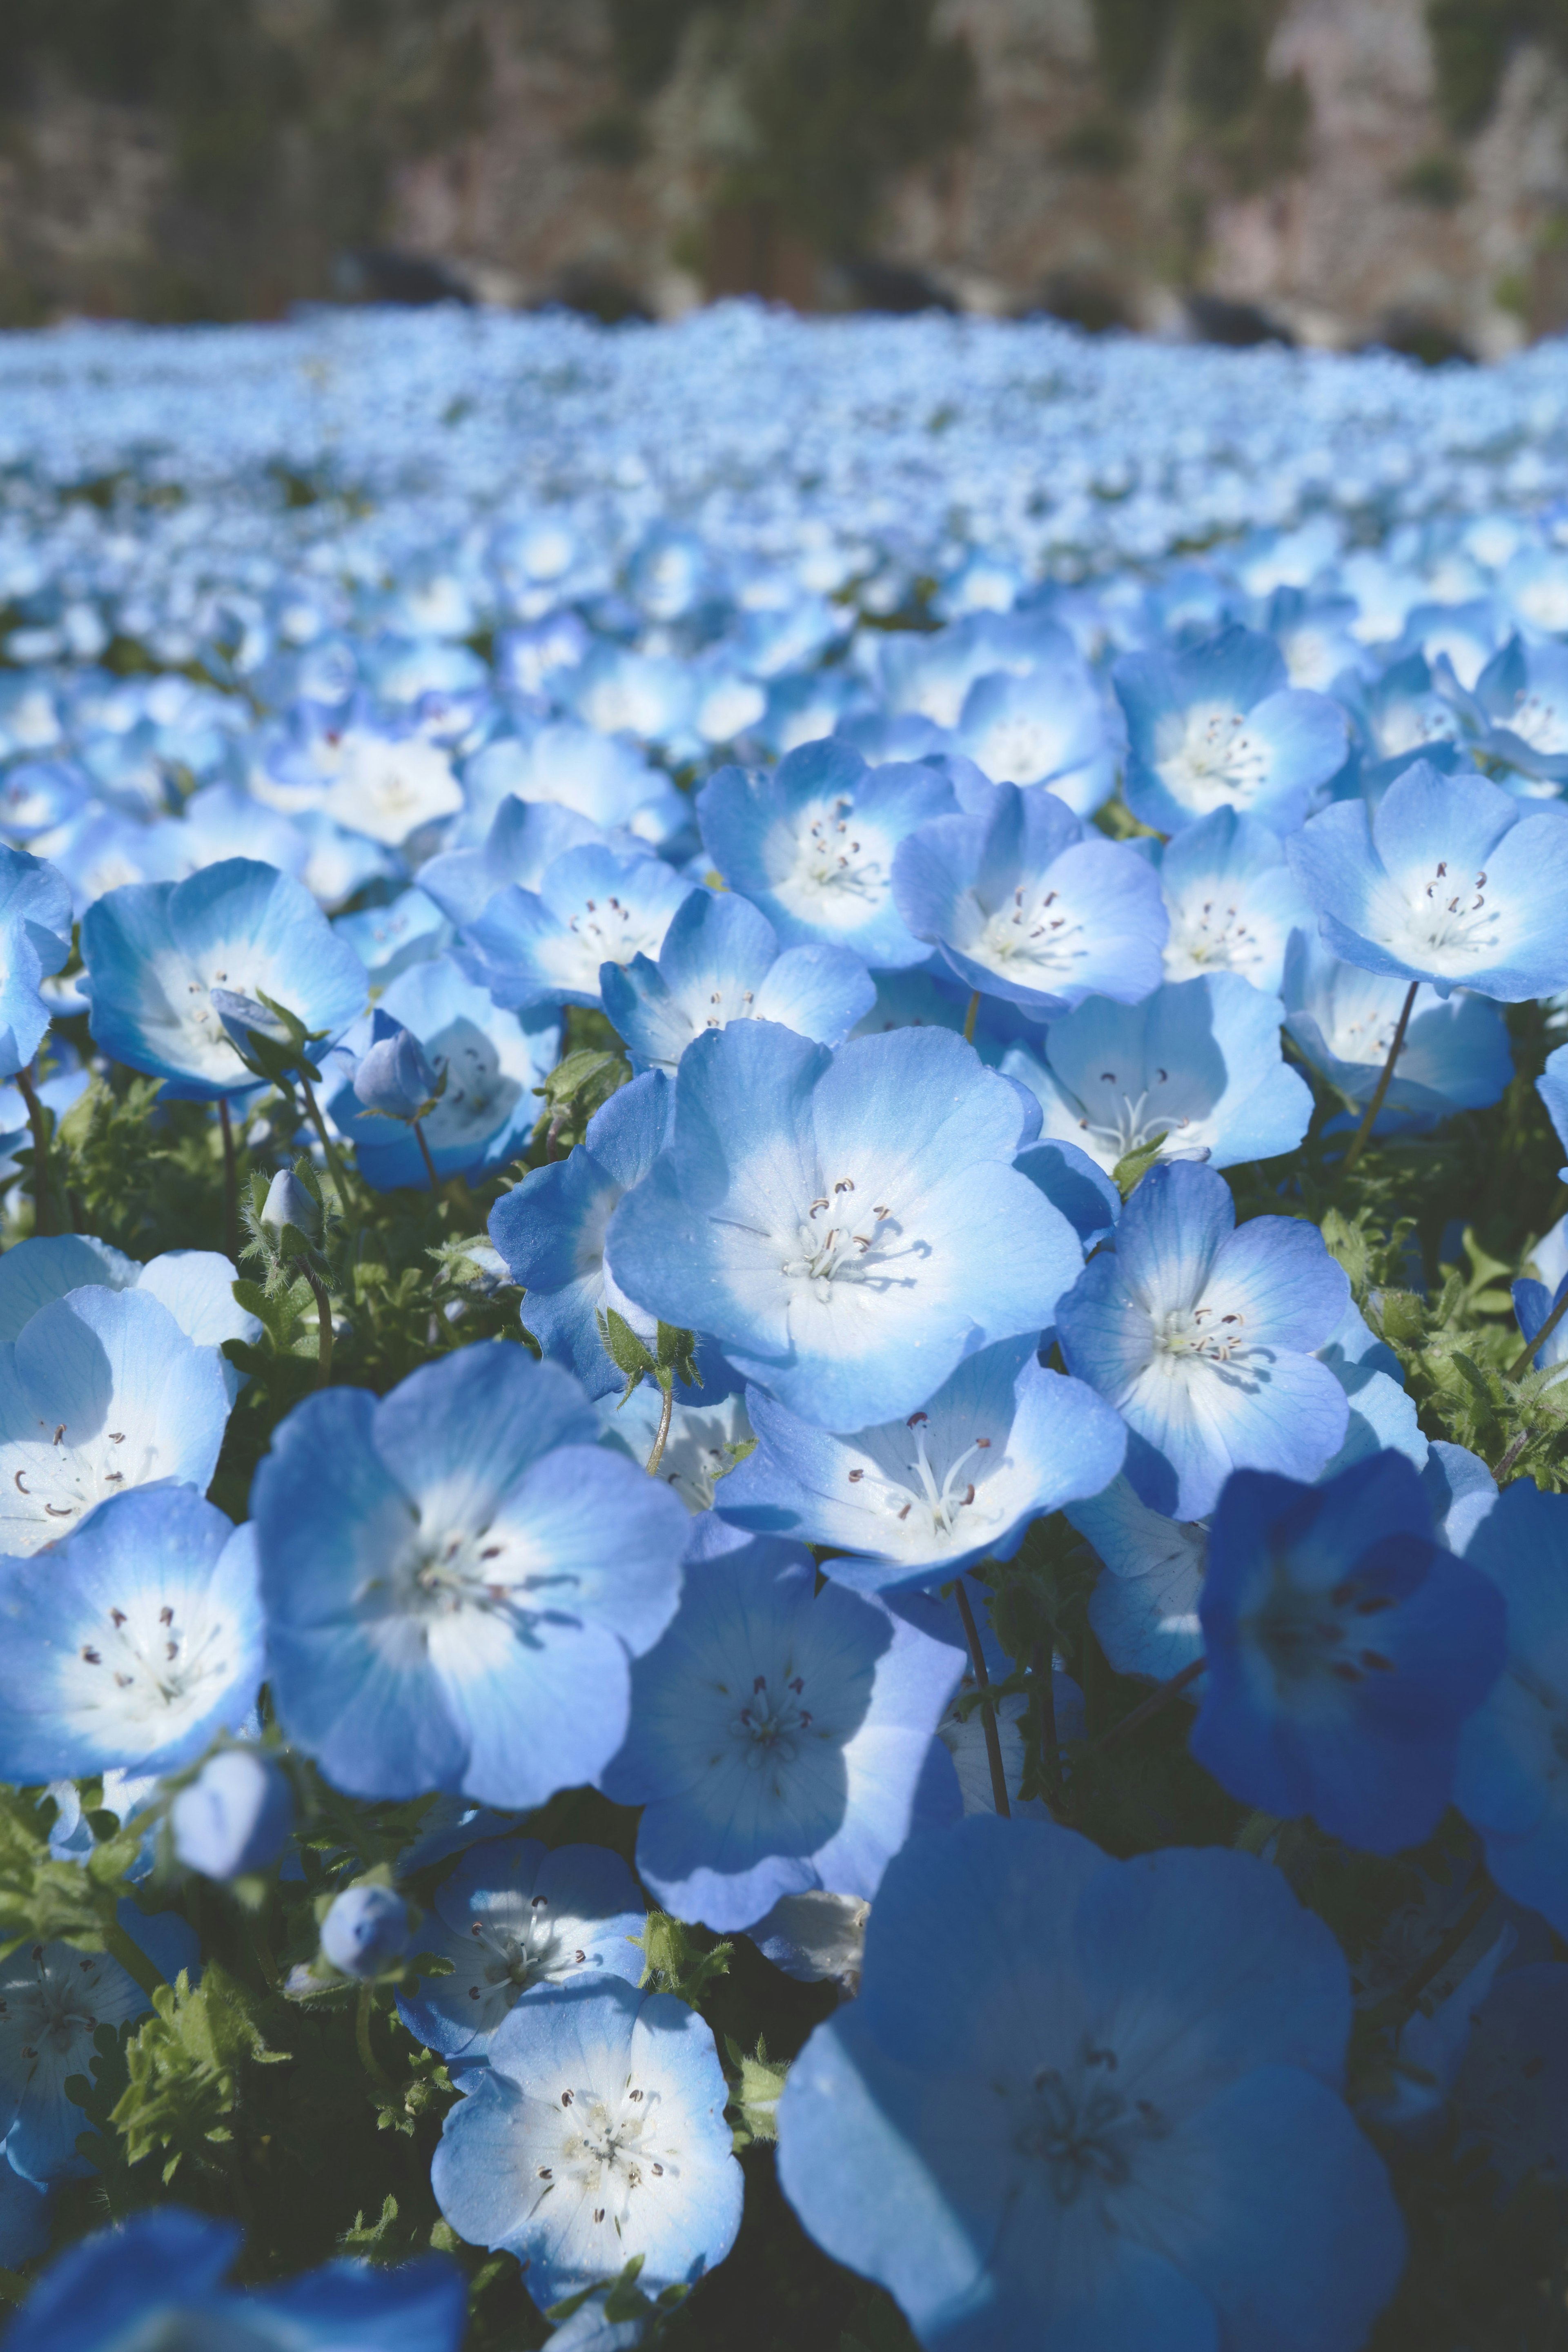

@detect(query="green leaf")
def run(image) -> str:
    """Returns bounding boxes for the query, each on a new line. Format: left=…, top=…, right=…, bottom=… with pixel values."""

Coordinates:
left=724, top=2033, right=790, bottom=2148
left=635, top=1911, right=733, bottom=2006
left=1110, top=1136, right=1166, bottom=1199
left=597, top=1306, right=658, bottom=1390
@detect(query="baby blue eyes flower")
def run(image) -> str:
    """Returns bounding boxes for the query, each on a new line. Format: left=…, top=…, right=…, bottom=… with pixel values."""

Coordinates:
left=1153, top=805, right=1312, bottom=993
left=399, top=1838, right=644, bottom=2064
left=0, top=1938, right=151, bottom=2183
left=253, top=1342, right=690, bottom=1808
left=0, top=1485, right=261, bottom=1782
left=1287, top=758, right=1568, bottom=1000
left=1537, top=1041, right=1568, bottom=1181
left=322, top=1884, right=412, bottom=1978
left=171, top=1749, right=293, bottom=1881
left=432, top=1979, right=743, bottom=2309
left=715, top=1340, right=1125, bottom=1590
left=1191, top=1452, right=1508, bottom=1855
left=0, top=844, right=71, bottom=1080
left=600, top=1538, right=961, bottom=1929
left=1454, top=1478, right=1568, bottom=1937
left=1283, top=929, right=1511, bottom=1133
left=696, top=739, right=956, bottom=969
left=1002, top=970, right=1313, bottom=1176
left=600, top=886, right=874, bottom=1071
left=776, top=1817, right=1405, bottom=2352
left=459, top=842, right=695, bottom=1014
left=0, top=1285, right=232, bottom=1556
left=606, top=1022, right=1087, bottom=1433
left=80, top=855, right=368, bottom=1099
left=951, top=662, right=1117, bottom=816
left=890, top=781, right=1167, bottom=1020
left=1114, top=622, right=1349, bottom=835
left=352, top=1019, right=441, bottom=1121
left=4, top=2207, right=466, bottom=2352
left=1056, top=1161, right=1352, bottom=1520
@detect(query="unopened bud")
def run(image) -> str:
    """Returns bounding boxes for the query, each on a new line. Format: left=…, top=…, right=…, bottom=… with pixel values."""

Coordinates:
left=172, top=1751, right=292, bottom=1881
left=321, top=1882, right=409, bottom=1979
left=353, top=1023, right=441, bottom=1123
left=261, top=1167, right=321, bottom=1245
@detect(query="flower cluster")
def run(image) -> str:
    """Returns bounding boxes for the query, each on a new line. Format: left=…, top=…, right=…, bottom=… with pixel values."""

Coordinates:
left=0, top=307, right=1563, bottom=2350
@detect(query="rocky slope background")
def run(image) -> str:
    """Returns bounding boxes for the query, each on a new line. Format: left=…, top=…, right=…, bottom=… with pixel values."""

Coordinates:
left=2, top=0, right=1568, bottom=359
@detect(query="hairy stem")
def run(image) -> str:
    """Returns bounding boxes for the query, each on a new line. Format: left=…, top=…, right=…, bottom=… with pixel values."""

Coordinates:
left=355, top=1983, right=391, bottom=2089
left=412, top=1118, right=440, bottom=1194
left=645, top=1380, right=675, bottom=1477
left=1339, top=980, right=1419, bottom=1179
left=298, top=1071, right=352, bottom=1211
left=296, top=1261, right=334, bottom=1388
left=218, top=1095, right=239, bottom=1263
left=954, top=1578, right=1010, bottom=1818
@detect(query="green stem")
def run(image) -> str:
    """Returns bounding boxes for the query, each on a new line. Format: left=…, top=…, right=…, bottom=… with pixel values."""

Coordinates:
left=1338, top=980, right=1419, bottom=1179
left=412, top=1118, right=440, bottom=1195
left=954, top=1578, right=1010, bottom=1818
left=1090, top=1655, right=1207, bottom=1756
left=1234, top=1809, right=1280, bottom=1855
left=962, top=990, right=980, bottom=1046
left=645, top=1380, right=675, bottom=1477
left=296, top=1260, right=334, bottom=1388
left=249, top=1920, right=282, bottom=1994
left=16, top=1062, right=51, bottom=1236
left=1508, top=1281, right=1568, bottom=1383
left=219, top=1095, right=240, bottom=1263
left=298, top=1070, right=353, bottom=1212
left=101, top=1914, right=168, bottom=2002
left=356, top=1983, right=392, bottom=2088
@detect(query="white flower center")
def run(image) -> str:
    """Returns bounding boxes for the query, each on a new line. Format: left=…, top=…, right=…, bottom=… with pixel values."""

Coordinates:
left=1164, top=706, right=1270, bottom=813
left=545, top=2079, right=671, bottom=2234
left=1165, top=893, right=1266, bottom=979
left=1154, top=1303, right=1250, bottom=1365
left=1073, top=1065, right=1188, bottom=1160
left=787, top=796, right=884, bottom=907
left=969, top=882, right=1088, bottom=984
left=845, top=1408, right=996, bottom=1539
left=72, top=1592, right=232, bottom=1725
left=565, top=892, right=666, bottom=971
left=3, top=1947, right=113, bottom=2063
left=1403, top=859, right=1502, bottom=965
left=778, top=1175, right=905, bottom=1301
left=1506, top=688, right=1568, bottom=756
left=466, top=1892, right=565, bottom=1996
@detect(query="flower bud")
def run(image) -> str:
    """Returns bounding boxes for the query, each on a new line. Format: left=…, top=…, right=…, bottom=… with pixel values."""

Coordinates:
left=321, top=1882, right=410, bottom=1978
left=353, top=1023, right=440, bottom=1124
left=261, top=1167, right=321, bottom=1245
left=210, top=985, right=290, bottom=1048
left=171, top=1751, right=292, bottom=1881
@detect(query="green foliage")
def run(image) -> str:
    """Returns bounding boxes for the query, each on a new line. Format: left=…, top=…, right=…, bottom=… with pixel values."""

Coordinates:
left=114, top=1964, right=290, bottom=2184
left=637, top=1910, right=734, bottom=2005
left=724, top=2034, right=789, bottom=2148
left=527, top=1044, right=631, bottom=1160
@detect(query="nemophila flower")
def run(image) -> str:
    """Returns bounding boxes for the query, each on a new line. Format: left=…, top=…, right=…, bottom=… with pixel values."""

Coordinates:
left=1152, top=806, right=1312, bottom=993
left=80, top=856, right=368, bottom=1099
left=1283, top=929, right=1511, bottom=1133
left=459, top=842, right=695, bottom=1014
left=460, top=721, right=686, bottom=849
left=1072, top=1476, right=1209, bottom=1684
left=1056, top=1161, right=1351, bottom=1519
left=890, top=782, right=1165, bottom=1020
left=601, top=886, right=873, bottom=1071
left=1015, top=1135, right=1120, bottom=1256
left=253, top=1342, right=690, bottom=1807
left=3, top=2207, right=467, bottom=2352
left=1468, top=633, right=1568, bottom=781
left=696, top=740, right=956, bottom=969
left=398, top=1838, right=644, bottom=2064
left=330, top=955, right=560, bottom=1192
left=600, top=1537, right=961, bottom=1929
left=419, top=794, right=607, bottom=927
left=334, top=883, right=452, bottom=986
left=1454, top=1479, right=1568, bottom=1936
left=1114, top=623, right=1349, bottom=835
left=1537, top=1042, right=1568, bottom=1181
left=0, top=1929, right=153, bottom=2181
left=0, top=1286, right=231, bottom=1557
left=0, top=1484, right=260, bottom=1781
left=715, top=1340, right=1125, bottom=1590
left=750, top=1890, right=869, bottom=1992
left=171, top=1748, right=293, bottom=1880
left=777, top=1817, right=1405, bottom=2352
left=0, top=1233, right=261, bottom=1401
left=597, top=1386, right=755, bottom=1516
left=1513, top=1212, right=1568, bottom=1371
left=323, top=1884, right=411, bottom=1978
left=606, top=1022, right=1085, bottom=1432
left=1002, top=971, right=1312, bottom=1177
left=951, top=664, right=1117, bottom=817
left=1287, top=759, right=1568, bottom=1000
left=490, top=1072, right=694, bottom=1403
left=432, top=1978, right=743, bottom=2307
left=1191, top=1452, right=1507, bottom=1854
left=258, top=714, right=464, bottom=846
left=0, top=843, right=71, bottom=1078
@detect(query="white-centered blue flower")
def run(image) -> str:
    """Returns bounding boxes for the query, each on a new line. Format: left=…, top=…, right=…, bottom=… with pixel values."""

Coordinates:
left=1115, top=623, right=1349, bottom=835
left=1153, top=806, right=1312, bottom=993
left=1002, top=971, right=1313, bottom=1175
left=1283, top=929, right=1511, bottom=1133
left=606, top=1022, right=1086, bottom=1432
left=715, top=1340, right=1125, bottom=1589
left=0, top=1233, right=261, bottom=1401
left=601, top=886, right=873, bottom=1071
left=459, top=842, right=696, bottom=1014
left=0, top=844, right=71, bottom=1081
left=432, top=1979, right=743, bottom=2311
left=601, top=1537, right=962, bottom=1929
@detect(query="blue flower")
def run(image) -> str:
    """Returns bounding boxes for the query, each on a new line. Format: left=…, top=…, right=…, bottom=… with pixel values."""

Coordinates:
left=0, top=844, right=71, bottom=1079
left=1115, top=624, right=1349, bottom=835
left=460, top=720, right=687, bottom=849
left=1287, top=759, right=1568, bottom=999
left=353, top=1018, right=441, bottom=1121
left=597, top=1384, right=755, bottom=1517
left=1512, top=1212, right=1568, bottom=1370
left=0, top=1286, right=232, bottom=1556
left=715, top=1341, right=1125, bottom=1589
left=890, top=782, right=1166, bottom=1020
left=1537, top=1041, right=1568, bottom=1180
left=696, top=740, right=956, bottom=969
left=0, top=1932, right=151, bottom=2181
left=776, top=1817, right=1405, bottom=2352
left=1283, top=929, right=1511, bottom=1132
left=0, top=1485, right=260, bottom=1780
left=458, top=842, right=696, bottom=1014
left=419, top=793, right=605, bottom=927
left=253, top=1342, right=690, bottom=1806
left=3, top=2207, right=466, bottom=2352
left=398, top=1838, right=645, bottom=2064
left=80, top=856, right=368, bottom=1099
left=951, top=662, right=1117, bottom=816
left=1454, top=1478, right=1568, bottom=1936
left=333, top=883, right=452, bottom=986
left=0, top=1233, right=260, bottom=1400
left=1056, top=1161, right=1351, bottom=1519
left=606, top=1022, right=1087, bottom=1432
left=330, top=956, right=559, bottom=1190
left=600, top=1537, right=961, bottom=1928
left=322, top=1884, right=411, bottom=1978
left=1152, top=806, right=1312, bottom=993
left=431, top=1978, right=743, bottom=2308
left=1190, top=1451, right=1507, bottom=1853
left=1468, top=632, right=1568, bottom=782
left=601, top=886, right=873, bottom=1071
left=1002, top=971, right=1313, bottom=1176
left=171, top=1748, right=293, bottom=1880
